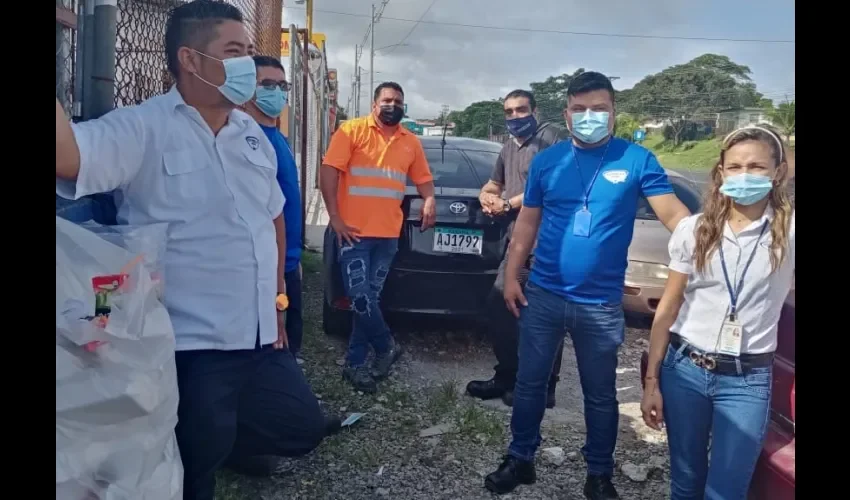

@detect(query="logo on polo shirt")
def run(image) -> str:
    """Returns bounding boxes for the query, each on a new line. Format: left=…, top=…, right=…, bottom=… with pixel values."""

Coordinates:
left=603, top=170, right=628, bottom=184
left=245, top=136, right=260, bottom=150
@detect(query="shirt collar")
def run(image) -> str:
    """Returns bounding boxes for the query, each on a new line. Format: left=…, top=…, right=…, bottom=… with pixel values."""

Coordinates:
left=164, top=85, right=252, bottom=126
left=723, top=204, right=774, bottom=241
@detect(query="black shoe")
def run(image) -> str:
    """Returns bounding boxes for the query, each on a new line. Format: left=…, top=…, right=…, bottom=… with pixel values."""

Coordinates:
left=324, top=415, right=342, bottom=437
left=371, top=340, right=403, bottom=380
left=343, top=365, right=378, bottom=393
left=501, top=389, right=556, bottom=409
left=484, top=455, right=536, bottom=494
left=466, top=377, right=511, bottom=400
left=584, top=474, right=620, bottom=500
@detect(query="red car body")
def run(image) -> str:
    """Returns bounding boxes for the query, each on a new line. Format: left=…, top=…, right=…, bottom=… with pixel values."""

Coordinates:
left=639, top=289, right=795, bottom=498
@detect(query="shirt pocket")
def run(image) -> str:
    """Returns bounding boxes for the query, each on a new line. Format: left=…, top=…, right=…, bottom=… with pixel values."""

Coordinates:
left=163, top=149, right=212, bottom=204
left=240, top=148, right=278, bottom=218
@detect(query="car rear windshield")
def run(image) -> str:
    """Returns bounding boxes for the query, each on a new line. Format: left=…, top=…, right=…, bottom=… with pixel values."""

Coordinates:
left=413, top=149, right=480, bottom=188
left=461, top=150, right=501, bottom=186
left=636, top=178, right=703, bottom=220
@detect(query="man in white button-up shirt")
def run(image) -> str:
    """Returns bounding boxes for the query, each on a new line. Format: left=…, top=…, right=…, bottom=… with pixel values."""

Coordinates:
left=55, top=2, right=327, bottom=499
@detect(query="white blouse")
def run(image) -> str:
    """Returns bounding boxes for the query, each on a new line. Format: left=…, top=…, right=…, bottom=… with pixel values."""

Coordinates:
left=668, top=207, right=795, bottom=354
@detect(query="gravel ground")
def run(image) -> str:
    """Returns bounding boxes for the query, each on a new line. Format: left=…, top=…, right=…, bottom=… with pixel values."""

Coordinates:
left=215, top=252, right=671, bottom=500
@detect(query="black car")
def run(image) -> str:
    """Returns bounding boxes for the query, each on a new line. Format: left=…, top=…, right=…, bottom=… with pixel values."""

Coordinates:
left=322, top=136, right=507, bottom=336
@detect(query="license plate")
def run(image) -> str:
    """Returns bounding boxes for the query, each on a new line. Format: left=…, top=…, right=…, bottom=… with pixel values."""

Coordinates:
left=432, top=227, right=483, bottom=255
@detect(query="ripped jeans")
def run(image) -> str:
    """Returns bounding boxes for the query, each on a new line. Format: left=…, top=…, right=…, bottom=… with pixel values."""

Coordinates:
left=338, top=237, right=399, bottom=367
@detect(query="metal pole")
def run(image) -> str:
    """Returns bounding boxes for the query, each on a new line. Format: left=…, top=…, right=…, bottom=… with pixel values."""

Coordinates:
left=90, top=0, right=118, bottom=118
left=288, top=25, right=297, bottom=152
left=369, top=3, right=375, bottom=98
left=81, top=0, right=95, bottom=119
left=300, top=29, right=309, bottom=249
left=73, top=3, right=87, bottom=119
left=306, top=0, right=313, bottom=41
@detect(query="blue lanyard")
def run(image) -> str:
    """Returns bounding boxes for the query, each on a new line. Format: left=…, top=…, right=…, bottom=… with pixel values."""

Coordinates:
left=572, top=141, right=610, bottom=210
left=718, top=221, right=769, bottom=321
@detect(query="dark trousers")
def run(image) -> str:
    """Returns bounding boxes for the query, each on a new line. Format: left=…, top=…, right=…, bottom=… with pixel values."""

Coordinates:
left=489, top=252, right=563, bottom=389
left=284, top=266, right=303, bottom=356
left=174, top=340, right=326, bottom=500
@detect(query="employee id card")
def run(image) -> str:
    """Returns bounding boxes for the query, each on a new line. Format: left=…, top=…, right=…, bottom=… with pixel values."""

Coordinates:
left=573, top=208, right=592, bottom=237
left=717, top=317, right=743, bottom=357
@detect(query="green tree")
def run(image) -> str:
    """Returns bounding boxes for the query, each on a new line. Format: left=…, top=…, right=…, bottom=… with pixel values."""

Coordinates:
left=614, top=113, right=641, bottom=141
left=766, top=100, right=795, bottom=143
left=447, top=100, right=504, bottom=139
left=617, top=54, right=765, bottom=145
left=528, top=69, right=586, bottom=121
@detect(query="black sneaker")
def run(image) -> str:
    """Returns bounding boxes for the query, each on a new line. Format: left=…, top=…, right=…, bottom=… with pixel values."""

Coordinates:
left=584, top=474, right=620, bottom=500
left=466, top=377, right=511, bottom=400
left=343, top=365, right=377, bottom=393
left=371, top=340, right=403, bottom=379
left=501, top=389, right=556, bottom=409
left=484, top=455, right=536, bottom=494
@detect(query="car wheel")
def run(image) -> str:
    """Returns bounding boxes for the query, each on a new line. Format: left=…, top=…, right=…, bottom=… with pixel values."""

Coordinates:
left=323, top=299, right=352, bottom=337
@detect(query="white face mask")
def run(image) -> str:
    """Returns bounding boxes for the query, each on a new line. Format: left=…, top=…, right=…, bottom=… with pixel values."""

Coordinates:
left=192, top=51, right=257, bottom=105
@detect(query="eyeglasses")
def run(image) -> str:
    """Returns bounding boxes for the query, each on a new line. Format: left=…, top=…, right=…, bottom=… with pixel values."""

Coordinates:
left=259, top=79, right=291, bottom=92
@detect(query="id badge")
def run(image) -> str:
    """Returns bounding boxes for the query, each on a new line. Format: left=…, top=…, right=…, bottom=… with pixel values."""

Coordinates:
left=718, top=318, right=743, bottom=357
left=573, top=209, right=592, bottom=237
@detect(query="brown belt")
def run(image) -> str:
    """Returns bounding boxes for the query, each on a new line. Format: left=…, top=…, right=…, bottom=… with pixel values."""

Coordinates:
left=669, top=333, right=774, bottom=375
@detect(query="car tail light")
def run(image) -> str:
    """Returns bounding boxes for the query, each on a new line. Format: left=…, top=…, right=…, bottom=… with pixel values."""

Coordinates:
left=333, top=297, right=351, bottom=310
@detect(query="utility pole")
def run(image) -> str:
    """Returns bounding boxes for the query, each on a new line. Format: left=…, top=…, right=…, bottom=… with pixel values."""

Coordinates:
left=352, top=45, right=359, bottom=117
left=370, top=3, right=375, bottom=97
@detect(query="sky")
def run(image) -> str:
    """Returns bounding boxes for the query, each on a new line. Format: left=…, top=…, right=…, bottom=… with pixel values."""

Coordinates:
left=281, top=0, right=795, bottom=120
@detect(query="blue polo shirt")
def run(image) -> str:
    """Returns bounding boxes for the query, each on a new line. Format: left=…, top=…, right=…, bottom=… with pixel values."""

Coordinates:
left=260, top=124, right=302, bottom=273
left=524, top=137, right=673, bottom=304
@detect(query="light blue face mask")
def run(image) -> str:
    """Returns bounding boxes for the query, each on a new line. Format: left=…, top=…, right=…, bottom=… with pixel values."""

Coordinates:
left=193, top=51, right=257, bottom=105
left=255, top=87, right=288, bottom=118
left=570, top=110, right=610, bottom=144
left=719, top=173, right=774, bottom=205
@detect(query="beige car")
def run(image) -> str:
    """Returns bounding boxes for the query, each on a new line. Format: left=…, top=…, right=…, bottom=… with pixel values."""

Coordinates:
left=623, top=170, right=704, bottom=316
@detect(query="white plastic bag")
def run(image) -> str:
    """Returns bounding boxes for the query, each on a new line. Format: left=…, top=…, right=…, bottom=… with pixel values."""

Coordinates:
left=56, top=217, right=183, bottom=500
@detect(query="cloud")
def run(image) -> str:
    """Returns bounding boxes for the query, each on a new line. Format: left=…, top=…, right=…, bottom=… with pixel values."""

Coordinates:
left=281, top=0, right=795, bottom=119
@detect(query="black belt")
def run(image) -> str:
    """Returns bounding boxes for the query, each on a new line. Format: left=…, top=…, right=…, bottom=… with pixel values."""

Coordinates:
left=669, top=333, right=774, bottom=375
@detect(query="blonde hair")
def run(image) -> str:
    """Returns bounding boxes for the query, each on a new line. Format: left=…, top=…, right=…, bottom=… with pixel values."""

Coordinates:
left=693, top=125, right=793, bottom=274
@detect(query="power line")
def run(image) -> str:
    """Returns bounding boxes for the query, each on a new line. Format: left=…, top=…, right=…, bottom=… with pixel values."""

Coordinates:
left=283, top=6, right=795, bottom=44
left=383, top=0, right=438, bottom=56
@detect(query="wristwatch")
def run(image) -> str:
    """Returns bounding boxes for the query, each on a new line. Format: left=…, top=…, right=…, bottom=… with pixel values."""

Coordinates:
left=276, top=293, right=289, bottom=312
left=502, top=199, right=512, bottom=213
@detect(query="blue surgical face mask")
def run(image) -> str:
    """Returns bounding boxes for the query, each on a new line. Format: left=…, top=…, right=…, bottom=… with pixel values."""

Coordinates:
left=719, top=173, right=774, bottom=205
left=570, top=110, right=610, bottom=144
left=192, top=51, right=257, bottom=105
left=255, top=87, right=288, bottom=118
left=506, top=115, right=537, bottom=138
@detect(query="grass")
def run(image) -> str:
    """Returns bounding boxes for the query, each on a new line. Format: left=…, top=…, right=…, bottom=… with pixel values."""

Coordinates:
left=643, top=133, right=721, bottom=172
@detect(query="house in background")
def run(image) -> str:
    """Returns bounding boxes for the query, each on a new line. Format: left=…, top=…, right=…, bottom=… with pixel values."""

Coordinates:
left=715, top=107, right=773, bottom=135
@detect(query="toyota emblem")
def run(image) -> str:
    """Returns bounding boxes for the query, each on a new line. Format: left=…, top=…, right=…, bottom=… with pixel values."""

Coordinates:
left=449, top=202, right=467, bottom=214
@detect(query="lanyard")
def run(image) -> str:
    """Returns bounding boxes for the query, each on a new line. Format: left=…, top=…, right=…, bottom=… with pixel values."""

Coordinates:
left=572, top=141, right=610, bottom=209
left=719, top=221, right=769, bottom=321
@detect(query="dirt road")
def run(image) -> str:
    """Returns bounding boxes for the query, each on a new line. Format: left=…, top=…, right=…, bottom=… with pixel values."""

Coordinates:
left=216, top=253, right=670, bottom=500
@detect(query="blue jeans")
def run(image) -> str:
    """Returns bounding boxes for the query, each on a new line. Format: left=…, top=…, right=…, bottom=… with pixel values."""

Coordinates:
left=660, top=343, right=772, bottom=500
left=508, top=281, right=624, bottom=477
left=338, top=237, right=398, bottom=367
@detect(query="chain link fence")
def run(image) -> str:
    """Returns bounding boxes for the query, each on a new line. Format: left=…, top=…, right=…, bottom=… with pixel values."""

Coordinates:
left=286, top=26, right=333, bottom=249
left=55, top=0, right=78, bottom=117
left=56, top=0, right=282, bottom=113
left=114, top=0, right=282, bottom=107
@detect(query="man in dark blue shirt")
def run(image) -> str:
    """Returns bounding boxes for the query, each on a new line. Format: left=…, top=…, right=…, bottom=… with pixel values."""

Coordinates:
left=245, top=56, right=305, bottom=361
left=485, top=72, right=691, bottom=499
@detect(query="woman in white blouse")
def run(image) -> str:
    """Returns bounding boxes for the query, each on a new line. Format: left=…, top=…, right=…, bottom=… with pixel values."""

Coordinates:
left=640, top=125, right=795, bottom=500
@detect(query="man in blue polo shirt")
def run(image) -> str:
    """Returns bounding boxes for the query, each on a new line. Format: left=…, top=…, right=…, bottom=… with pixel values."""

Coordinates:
left=245, top=55, right=305, bottom=361
left=484, top=72, right=691, bottom=499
